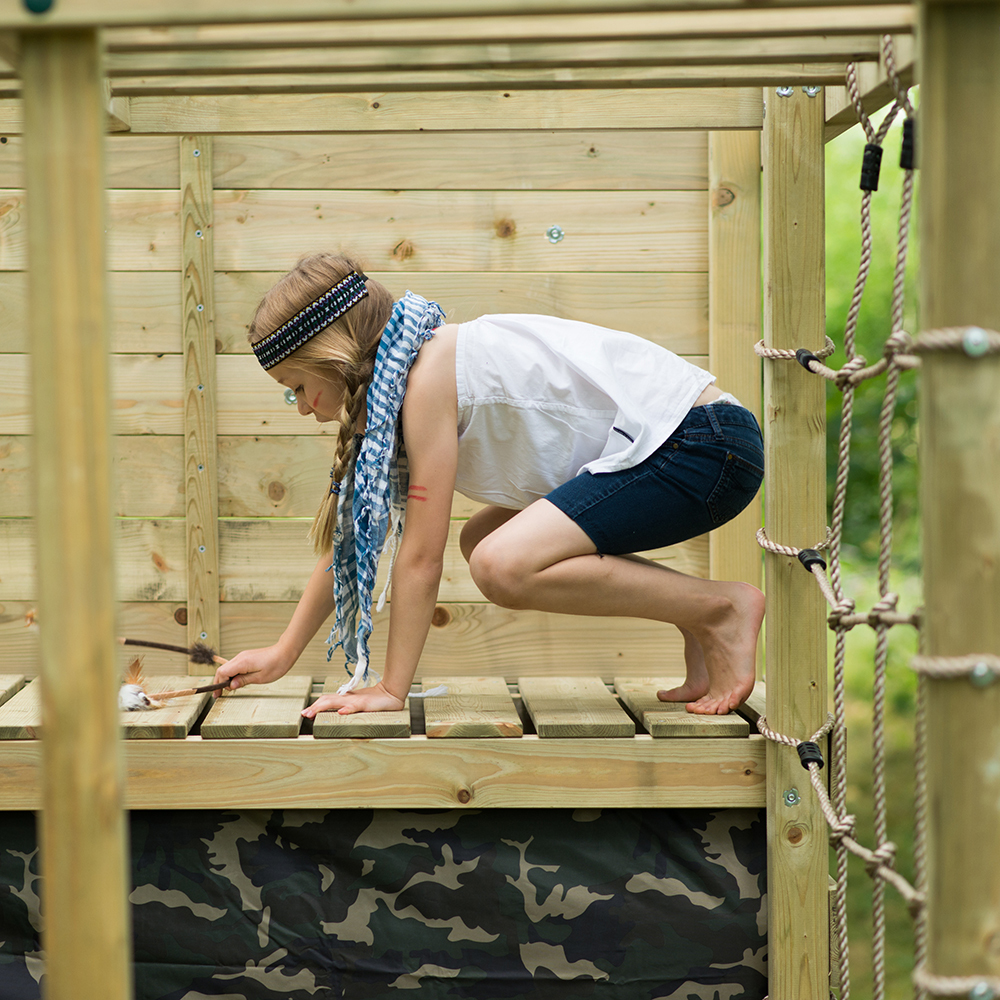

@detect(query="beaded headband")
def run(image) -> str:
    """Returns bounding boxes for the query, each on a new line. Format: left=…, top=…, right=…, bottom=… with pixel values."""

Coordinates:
left=252, top=270, right=369, bottom=370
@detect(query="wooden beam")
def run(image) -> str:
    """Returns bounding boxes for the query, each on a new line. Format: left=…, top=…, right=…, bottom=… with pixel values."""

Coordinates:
left=0, top=31, right=19, bottom=69
left=824, top=32, right=914, bottom=140
left=105, top=7, right=915, bottom=49
left=180, top=134, right=221, bottom=666
left=0, top=735, right=768, bottom=810
left=19, top=26, right=131, bottom=1000
left=918, top=2, right=1000, bottom=994
left=707, top=130, right=762, bottom=611
left=0, top=0, right=928, bottom=31
left=761, top=85, right=830, bottom=997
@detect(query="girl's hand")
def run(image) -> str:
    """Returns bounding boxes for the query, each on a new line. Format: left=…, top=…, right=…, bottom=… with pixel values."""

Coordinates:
left=212, top=645, right=291, bottom=695
left=301, top=681, right=405, bottom=718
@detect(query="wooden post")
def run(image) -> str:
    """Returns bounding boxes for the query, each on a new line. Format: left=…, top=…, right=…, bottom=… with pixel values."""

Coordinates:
left=20, top=29, right=131, bottom=1000
left=180, top=135, right=221, bottom=667
left=919, top=3, right=1000, bottom=993
left=708, top=130, right=762, bottom=597
left=762, top=86, right=830, bottom=997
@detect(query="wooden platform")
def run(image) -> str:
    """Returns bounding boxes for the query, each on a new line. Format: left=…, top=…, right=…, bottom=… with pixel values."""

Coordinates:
left=0, top=675, right=766, bottom=811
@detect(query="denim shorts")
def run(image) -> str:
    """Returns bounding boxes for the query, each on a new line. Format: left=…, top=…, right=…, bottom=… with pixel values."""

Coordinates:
left=546, top=403, right=764, bottom=555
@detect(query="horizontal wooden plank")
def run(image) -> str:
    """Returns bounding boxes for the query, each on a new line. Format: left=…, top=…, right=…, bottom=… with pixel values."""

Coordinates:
left=0, top=135, right=179, bottom=189
left=422, top=676, right=523, bottom=738
left=0, top=674, right=25, bottom=709
left=0, top=352, right=711, bottom=435
left=210, top=189, right=708, bottom=272
left=122, top=89, right=763, bottom=134
left=0, top=1, right=916, bottom=31
left=518, top=675, right=635, bottom=738
left=614, top=676, right=750, bottom=736
left=105, top=8, right=914, bottom=48
left=216, top=271, right=708, bottom=353
left=0, top=678, right=40, bottom=739
left=211, top=131, right=708, bottom=191
left=101, top=62, right=854, bottom=96
left=312, top=675, right=411, bottom=738
left=199, top=673, right=311, bottom=737
left=120, top=675, right=211, bottom=738
left=0, top=735, right=767, bottom=811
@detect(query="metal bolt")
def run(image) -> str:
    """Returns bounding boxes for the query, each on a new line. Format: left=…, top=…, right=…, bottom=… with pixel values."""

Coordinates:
left=198, top=545, right=206, bottom=553
left=284, top=388, right=298, bottom=405
left=193, top=149, right=201, bottom=157
left=546, top=225, right=565, bottom=244
left=197, top=384, right=204, bottom=392
left=776, top=86, right=795, bottom=98
left=803, top=85, right=822, bottom=98
left=197, top=464, right=204, bottom=472
left=783, top=788, right=801, bottom=807
left=200, top=632, right=208, bottom=640
left=969, top=984, right=996, bottom=1000
left=195, top=229, right=203, bottom=238
left=196, top=303, right=204, bottom=312
left=970, top=662, right=996, bottom=688
left=963, top=326, right=991, bottom=357
left=23, top=0, right=54, bottom=12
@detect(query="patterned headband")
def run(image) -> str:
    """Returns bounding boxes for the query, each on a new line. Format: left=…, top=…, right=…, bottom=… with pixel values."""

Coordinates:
left=252, top=270, right=369, bottom=370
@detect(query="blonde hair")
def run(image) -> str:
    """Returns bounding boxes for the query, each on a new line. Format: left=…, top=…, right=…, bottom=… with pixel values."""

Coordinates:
left=248, top=252, right=394, bottom=554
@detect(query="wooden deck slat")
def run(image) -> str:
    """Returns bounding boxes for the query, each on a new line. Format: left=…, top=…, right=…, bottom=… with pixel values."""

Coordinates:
left=517, top=675, right=634, bottom=738
left=312, top=677, right=411, bottom=738
left=121, top=676, right=211, bottom=739
left=0, top=677, right=40, bottom=739
left=199, top=674, right=310, bottom=738
left=0, top=675, right=25, bottom=709
left=614, top=676, right=751, bottom=738
left=422, top=676, right=523, bottom=738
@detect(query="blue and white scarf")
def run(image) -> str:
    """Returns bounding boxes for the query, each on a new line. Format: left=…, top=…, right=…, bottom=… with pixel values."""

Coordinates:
left=326, top=291, right=445, bottom=691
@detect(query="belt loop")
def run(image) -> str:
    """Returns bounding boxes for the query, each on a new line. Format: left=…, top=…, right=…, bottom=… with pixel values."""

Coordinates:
left=705, top=402, right=722, bottom=437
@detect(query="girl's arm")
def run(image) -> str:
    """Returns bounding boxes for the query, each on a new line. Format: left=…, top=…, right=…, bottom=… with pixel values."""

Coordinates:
left=212, top=549, right=337, bottom=691
left=302, top=333, right=459, bottom=717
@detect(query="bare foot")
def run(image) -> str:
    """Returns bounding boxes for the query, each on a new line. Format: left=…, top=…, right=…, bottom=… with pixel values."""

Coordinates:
left=674, top=583, right=764, bottom=716
left=657, top=627, right=709, bottom=703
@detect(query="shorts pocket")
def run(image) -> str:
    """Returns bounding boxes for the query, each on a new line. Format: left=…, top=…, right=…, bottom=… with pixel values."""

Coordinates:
left=707, top=452, right=764, bottom=526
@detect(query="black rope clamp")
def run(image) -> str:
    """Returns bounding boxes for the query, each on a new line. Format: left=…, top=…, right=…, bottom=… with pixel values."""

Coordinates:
left=795, top=348, right=820, bottom=372
left=797, top=741, right=825, bottom=770
left=900, top=118, right=916, bottom=171
left=860, top=143, right=884, bottom=192
left=797, top=548, right=827, bottom=573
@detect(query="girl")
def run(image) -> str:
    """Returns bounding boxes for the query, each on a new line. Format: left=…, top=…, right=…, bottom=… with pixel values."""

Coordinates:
left=213, top=253, right=765, bottom=717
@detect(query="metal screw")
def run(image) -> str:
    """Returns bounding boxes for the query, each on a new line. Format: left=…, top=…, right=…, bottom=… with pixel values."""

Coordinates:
left=963, top=326, right=991, bottom=357
left=200, top=631, right=208, bottom=640
left=783, top=788, right=801, bottom=807
left=969, top=984, right=996, bottom=1000
left=546, top=225, right=565, bottom=244
left=23, top=0, right=54, bottom=12
left=803, top=85, right=822, bottom=98
left=197, top=464, right=204, bottom=472
left=776, top=86, right=795, bottom=98
left=195, top=229, right=203, bottom=238
left=198, top=545, right=206, bottom=553
left=193, top=149, right=201, bottom=157
left=970, top=662, right=996, bottom=688
left=197, top=384, right=204, bottom=392
left=196, top=303, right=204, bottom=312
left=284, top=388, right=298, bottom=405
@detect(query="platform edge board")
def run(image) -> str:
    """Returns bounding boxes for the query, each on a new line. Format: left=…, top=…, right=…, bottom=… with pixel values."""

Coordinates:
left=0, top=735, right=766, bottom=810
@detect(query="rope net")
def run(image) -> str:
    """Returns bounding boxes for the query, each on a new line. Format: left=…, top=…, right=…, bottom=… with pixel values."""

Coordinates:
left=755, top=37, right=1000, bottom=1000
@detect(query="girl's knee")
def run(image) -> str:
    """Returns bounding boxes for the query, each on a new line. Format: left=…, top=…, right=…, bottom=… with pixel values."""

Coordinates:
left=468, top=540, right=530, bottom=609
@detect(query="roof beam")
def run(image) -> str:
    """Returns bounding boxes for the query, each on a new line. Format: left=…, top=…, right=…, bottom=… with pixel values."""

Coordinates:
left=2, top=0, right=917, bottom=30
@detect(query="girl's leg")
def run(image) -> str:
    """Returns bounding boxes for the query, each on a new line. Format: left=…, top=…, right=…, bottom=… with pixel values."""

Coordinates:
left=459, top=505, right=520, bottom=563
left=466, top=498, right=763, bottom=715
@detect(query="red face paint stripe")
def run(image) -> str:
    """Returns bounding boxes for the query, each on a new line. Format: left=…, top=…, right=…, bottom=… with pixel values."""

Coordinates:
left=409, top=485, right=427, bottom=491
left=406, top=493, right=428, bottom=501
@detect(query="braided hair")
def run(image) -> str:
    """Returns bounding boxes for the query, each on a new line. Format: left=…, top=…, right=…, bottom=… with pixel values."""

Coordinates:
left=247, top=252, right=394, bottom=553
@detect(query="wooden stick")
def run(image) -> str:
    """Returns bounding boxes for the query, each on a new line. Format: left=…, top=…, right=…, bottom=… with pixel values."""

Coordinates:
left=116, top=635, right=226, bottom=665
left=151, top=679, right=232, bottom=700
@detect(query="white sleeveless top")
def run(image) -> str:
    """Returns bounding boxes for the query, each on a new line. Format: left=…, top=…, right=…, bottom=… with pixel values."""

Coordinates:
left=453, top=314, right=715, bottom=509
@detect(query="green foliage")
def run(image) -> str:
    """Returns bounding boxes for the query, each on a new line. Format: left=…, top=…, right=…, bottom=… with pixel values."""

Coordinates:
left=825, top=109, right=921, bottom=570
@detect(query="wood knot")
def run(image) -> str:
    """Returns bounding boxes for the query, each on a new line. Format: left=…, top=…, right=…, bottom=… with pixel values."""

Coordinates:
left=457, top=788, right=472, bottom=804
left=392, top=239, right=415, bottom=262
left=267, top=481, right=286, bottom=503
left=151, top=552, right=169, bottom=573
left=712, top=187, right=736, bottom=209
left=174, top=606, right=188, bottom=626
left=494, top=218, right=517, bottom=239
left=431, top=606, right=451, bottom=628
left=787, top=826, right=804, bottom=845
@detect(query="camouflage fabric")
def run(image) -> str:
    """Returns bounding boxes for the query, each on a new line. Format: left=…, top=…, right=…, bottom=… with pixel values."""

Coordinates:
left=0, top=808, right=766, bottom=999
